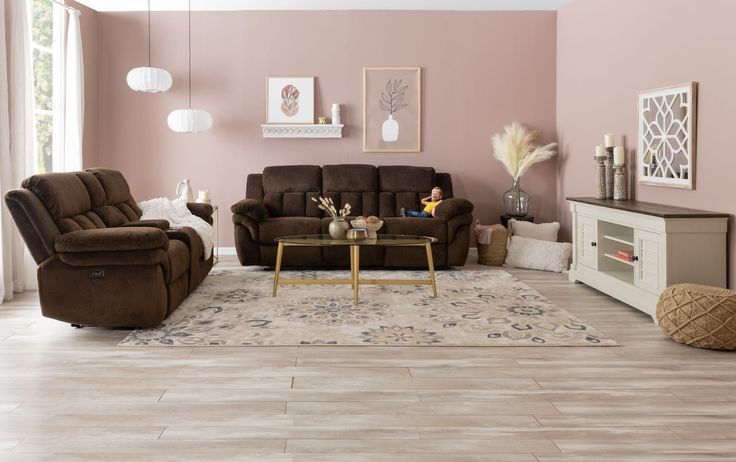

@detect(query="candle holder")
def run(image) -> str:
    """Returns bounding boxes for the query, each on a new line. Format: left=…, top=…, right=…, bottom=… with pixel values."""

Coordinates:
left=594, top=156, right=606, bottom=200
left=605, top=147, right=615, bottom=199
left=613, top=165, right=627, bottom=201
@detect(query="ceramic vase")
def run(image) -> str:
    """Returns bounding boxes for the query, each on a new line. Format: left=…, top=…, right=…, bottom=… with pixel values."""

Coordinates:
left=328, top=219, right=350, bottom=240
left=176, top=179, right=194, bottom=202
left=382, top=114, right=399, bottom=142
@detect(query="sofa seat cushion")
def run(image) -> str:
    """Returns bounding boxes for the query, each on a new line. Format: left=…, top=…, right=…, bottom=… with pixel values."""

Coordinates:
left=167, top=239, right=190, bottom=282
left=260, top=217, right=322, bottom=243
left=382, top=217, right=447, bottom=243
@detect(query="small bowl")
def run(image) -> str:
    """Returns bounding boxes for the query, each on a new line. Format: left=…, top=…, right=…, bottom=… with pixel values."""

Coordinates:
left=346, top=228, right=368, bottom=240
left=350, top=219, right=384, bottom=238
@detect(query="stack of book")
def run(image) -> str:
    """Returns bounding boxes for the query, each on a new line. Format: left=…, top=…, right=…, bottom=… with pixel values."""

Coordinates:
left=615, top=249, right=633, bottom=261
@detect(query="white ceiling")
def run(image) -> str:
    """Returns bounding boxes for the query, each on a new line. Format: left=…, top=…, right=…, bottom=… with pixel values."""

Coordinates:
left=73, top=0, right=571, bottom=12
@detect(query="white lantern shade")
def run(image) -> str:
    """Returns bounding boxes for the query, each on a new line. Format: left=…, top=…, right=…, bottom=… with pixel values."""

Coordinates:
left=127, top=67, right=173, bottom=93
left=167, top=108, right=213, bottom=133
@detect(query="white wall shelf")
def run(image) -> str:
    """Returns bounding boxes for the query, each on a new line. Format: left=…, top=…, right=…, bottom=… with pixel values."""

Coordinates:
left=261, top=124, right=344, bottom=139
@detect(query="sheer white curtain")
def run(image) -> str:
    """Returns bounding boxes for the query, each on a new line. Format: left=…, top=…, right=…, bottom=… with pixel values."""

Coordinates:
left=63, top=7, right=83, bottom=171
left=0, top=0, right=34, bottom=302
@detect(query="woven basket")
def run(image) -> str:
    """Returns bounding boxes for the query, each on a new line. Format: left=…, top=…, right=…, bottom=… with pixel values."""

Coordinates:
left=476, top=228, right=508, bottom=266
left=656, top=283, right=736, bottom=350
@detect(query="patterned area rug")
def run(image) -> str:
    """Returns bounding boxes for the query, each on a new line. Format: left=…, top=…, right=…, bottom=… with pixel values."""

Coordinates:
left=119, top=268, right=617, bottom=347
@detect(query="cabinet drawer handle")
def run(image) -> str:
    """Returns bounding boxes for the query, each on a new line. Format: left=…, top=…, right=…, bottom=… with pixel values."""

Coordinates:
left=591, top=242, right=597, bottom=247
left=631, top=256, right=639, bottom=262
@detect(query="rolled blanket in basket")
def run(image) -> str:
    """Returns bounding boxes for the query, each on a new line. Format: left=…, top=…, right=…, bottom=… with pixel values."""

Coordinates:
left=475, top=221, right=506, bottom=245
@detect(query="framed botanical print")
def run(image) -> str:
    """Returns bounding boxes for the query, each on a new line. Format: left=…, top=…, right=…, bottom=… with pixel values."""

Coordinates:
left=637, top=82, right=697, bottom=189
left=363, top=67, right=421, bottom=152
left=267, top=77, right=315, bottom=124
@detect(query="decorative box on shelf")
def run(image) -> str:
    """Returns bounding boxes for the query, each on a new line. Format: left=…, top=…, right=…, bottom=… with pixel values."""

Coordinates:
left=261, top=124, right=344, bottom=139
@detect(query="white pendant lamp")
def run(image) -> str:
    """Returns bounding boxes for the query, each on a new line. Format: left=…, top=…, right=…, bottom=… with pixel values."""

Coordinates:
left=168, top=0, right=212, bottom=133
left=126, top=0, right=172, bottom=93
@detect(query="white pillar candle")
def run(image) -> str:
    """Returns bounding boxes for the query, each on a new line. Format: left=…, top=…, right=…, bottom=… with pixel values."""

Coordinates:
left=613, top=146, right=625, bottom=165
left=604, top=133, right=616, bottom=148
left=595, top=145, right=606, bottom=158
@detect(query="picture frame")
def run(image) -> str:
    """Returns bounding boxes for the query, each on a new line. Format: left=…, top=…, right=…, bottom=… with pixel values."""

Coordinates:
left=267, top=77, right=315, bottom=124
left=363, top=67, right=421, bottom=152
left=637, top=82, right=697, bottom=189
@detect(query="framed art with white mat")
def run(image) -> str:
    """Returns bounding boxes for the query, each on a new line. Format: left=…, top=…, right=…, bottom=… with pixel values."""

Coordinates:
left=267, top=77, right=314, bottom=124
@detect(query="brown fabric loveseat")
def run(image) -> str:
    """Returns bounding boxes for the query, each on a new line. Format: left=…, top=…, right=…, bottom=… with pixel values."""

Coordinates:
left=3, top=168, right=214, bottom=327
left=231, top=165, right=473, bottom=268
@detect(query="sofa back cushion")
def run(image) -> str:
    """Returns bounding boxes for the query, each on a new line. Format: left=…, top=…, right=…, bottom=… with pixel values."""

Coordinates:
left=378, top=166, right=436, bottom=217
left=21, top=168, right=141, bottom=234
left=262, top=165, right=322, bottom=217
left=322, top=164, right=378, bottom=217
left=247, top=165, right=454, bottom=219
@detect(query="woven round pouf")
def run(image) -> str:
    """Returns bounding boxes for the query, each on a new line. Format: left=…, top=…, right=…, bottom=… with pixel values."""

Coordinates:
left=656, top=283, right=736, bottom=350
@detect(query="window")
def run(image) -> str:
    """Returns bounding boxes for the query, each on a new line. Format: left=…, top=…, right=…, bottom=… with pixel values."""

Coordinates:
left=31, top=0, right=64, bottom=174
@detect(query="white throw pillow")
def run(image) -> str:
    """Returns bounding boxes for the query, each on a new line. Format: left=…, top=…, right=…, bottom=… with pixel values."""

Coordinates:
left=509, top=219, right=559, bottom=242
left=505, top=235, right=572, bottom=273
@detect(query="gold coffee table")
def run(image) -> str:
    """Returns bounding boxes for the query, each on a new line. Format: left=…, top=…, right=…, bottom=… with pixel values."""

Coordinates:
left=272, top=234, right=439, bottom=305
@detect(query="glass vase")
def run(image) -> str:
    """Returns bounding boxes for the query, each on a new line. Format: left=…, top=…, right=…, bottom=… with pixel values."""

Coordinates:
left=503, top=179, right=529, bottom=217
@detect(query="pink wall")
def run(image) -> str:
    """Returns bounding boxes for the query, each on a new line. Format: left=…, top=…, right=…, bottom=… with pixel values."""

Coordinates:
left=91, top=11, right=557, bottom=247
left=557, top=0, right=736, bottom=288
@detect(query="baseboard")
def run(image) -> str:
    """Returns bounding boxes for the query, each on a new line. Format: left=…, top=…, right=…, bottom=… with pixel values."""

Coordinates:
left=468, top=247, right=478, bottom=260
left=216, top=247, right=237, bottom=256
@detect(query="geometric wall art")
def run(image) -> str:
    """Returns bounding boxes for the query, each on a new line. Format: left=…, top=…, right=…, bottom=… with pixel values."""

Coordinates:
left=637, top=82, right=698, bottom=189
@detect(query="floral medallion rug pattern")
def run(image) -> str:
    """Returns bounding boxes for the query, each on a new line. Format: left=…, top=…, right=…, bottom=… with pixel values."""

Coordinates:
left=119, top=269, right=617, bottom=347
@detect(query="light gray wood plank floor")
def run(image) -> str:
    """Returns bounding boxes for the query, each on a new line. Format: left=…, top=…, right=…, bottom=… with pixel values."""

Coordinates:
left=1, top=256, right=734, bottom=461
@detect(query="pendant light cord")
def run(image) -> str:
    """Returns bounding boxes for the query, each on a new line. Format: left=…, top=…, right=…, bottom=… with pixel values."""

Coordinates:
left=147, top=0, right=151, bottom=66
left=188, top=0, right=192, bottom=108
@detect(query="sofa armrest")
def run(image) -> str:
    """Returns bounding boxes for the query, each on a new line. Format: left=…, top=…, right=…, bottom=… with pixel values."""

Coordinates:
left=231, top=198, right=269, bottom=222
left=187, top=202, right=214, bottom=225
left=166, top=226, right=205, bottom=261
left=55, top=228, right=169, bottom=253
left=434, top=198, right=474, bottom=221
left=121, top=219, right=170, bottom=230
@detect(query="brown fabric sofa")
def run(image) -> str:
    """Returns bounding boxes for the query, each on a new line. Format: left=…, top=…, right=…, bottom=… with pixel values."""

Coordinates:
left=231, top=165, right=473, bottom=268
left=3, top=168, right=214, bottom=328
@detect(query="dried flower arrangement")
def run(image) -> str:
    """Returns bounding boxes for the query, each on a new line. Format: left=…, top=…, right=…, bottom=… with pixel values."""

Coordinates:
left=312, top=196, right=351, bottom=220
left=492, top=122, right=558, bottom=181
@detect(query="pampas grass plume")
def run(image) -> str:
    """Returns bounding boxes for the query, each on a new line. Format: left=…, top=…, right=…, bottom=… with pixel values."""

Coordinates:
left=492, top=122, right=557, bottom=181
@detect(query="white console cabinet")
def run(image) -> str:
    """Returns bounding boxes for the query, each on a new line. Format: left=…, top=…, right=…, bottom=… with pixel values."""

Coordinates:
left=568, top=198, right=729, bottom=320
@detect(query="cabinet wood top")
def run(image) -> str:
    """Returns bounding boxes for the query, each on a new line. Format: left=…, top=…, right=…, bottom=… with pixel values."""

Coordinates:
left=567, top=197, right=730, bottom=218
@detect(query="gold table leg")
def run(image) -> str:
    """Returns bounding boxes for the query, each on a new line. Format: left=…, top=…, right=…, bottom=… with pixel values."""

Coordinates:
left=352, top=245, right=360, bottom=305
left=272, top=242, right=284, bottom=297
left=350, top=246, right=355, bottom=289
left=425, top=241, right=437, bottom=298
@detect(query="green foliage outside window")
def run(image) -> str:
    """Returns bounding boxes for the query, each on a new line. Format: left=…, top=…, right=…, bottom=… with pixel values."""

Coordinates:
left=32, top=0, right=54, bottom=173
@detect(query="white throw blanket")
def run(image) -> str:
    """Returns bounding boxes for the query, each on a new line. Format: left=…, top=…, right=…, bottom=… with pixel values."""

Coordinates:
left=138, top=197, right=214, bottom=259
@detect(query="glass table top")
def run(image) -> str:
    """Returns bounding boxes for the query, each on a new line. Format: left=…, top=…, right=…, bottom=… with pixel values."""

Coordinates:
left=275, top=234, right=438, bottom=246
